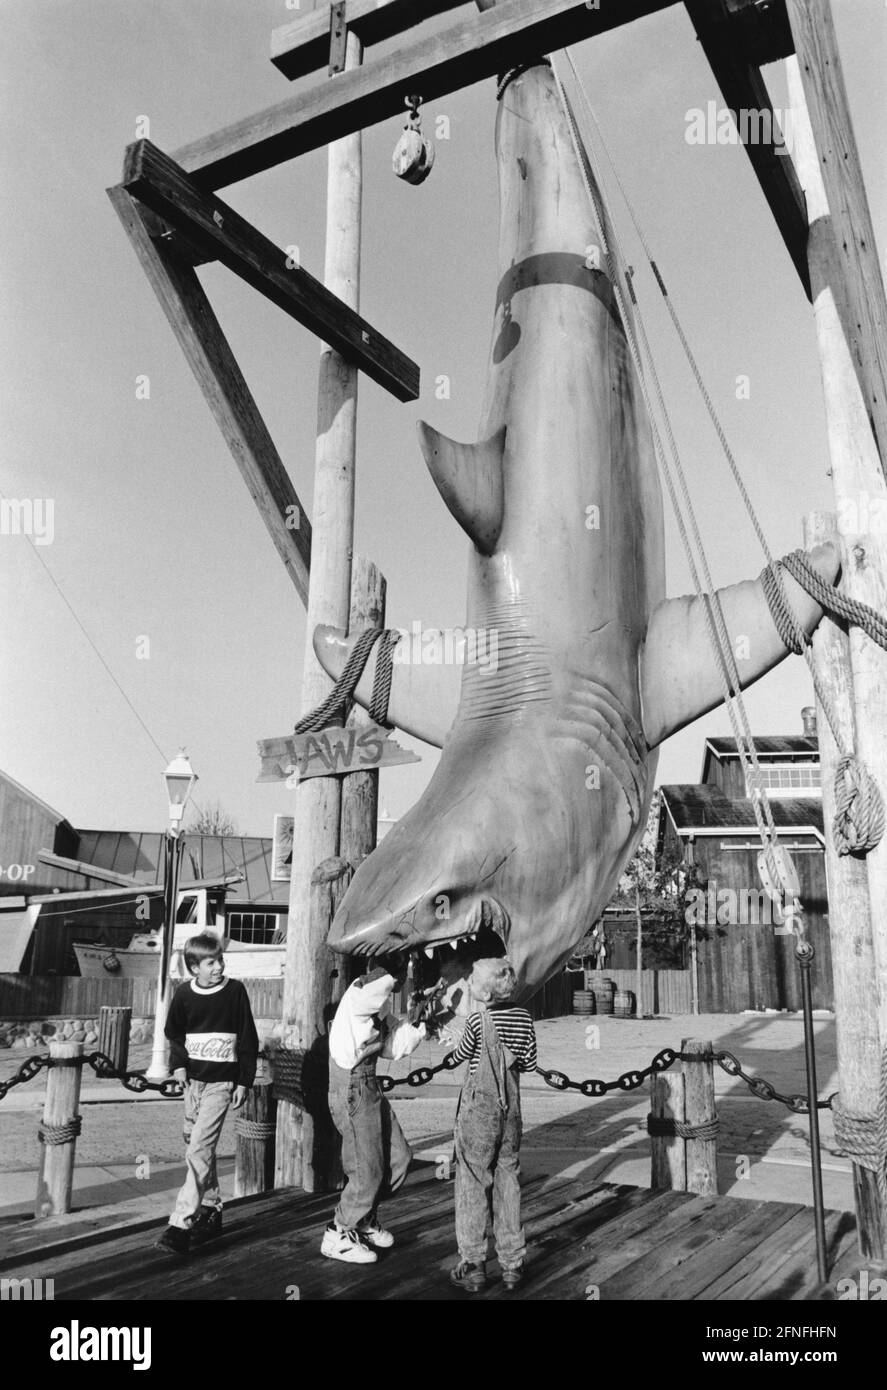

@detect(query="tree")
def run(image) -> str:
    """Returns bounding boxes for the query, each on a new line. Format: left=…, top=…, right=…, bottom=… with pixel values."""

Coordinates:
left=186, top=801, right=237, bottom=837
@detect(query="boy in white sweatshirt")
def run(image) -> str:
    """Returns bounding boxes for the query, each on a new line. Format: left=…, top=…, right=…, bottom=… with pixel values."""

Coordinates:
left=321, top=961, right=426, bottom=1264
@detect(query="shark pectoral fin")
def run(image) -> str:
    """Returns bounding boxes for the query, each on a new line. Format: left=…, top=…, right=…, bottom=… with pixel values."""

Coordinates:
left=640, top=539, right=841, bottom=749
left=418, top=421, right=505, bottom=555
left=312, top=625, right=460, bottom=748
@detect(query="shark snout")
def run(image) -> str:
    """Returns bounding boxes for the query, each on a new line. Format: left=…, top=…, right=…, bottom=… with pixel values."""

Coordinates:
left=328, top=881, right=510, bottom=960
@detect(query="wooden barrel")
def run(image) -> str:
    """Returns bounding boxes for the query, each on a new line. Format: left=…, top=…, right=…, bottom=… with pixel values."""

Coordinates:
left=572, top=990, right=595, bottom=1015
left=592, top=977, right=616, bottom=1015
left=613, top=989, right=635, bottom=1018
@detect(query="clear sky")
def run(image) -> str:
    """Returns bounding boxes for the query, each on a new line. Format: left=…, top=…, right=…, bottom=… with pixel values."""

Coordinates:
left=1, top=0, right=884, bottom=838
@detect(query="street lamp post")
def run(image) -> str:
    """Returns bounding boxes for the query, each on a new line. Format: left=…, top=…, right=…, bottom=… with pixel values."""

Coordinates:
left=146, top=753, right=197, bottom=1082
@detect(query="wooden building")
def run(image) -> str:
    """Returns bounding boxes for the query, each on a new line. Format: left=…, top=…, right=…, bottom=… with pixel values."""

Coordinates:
left=656, top=712, right=833, bottom=1012
left=0, top=770, right=291, bottom=976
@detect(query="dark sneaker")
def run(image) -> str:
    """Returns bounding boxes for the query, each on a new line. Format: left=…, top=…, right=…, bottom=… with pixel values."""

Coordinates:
left=155, top=1224, right=190, bottom=1257
left=449, top=1261, right=487, bottom=1293
left=501, top=1265, right=524, bottom=1290
left=191, top=1207, right=223, bottom=1247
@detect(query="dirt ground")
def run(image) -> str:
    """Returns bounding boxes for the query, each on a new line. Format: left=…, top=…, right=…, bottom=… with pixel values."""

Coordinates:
left=0, top=1009, right=849, bottom=1224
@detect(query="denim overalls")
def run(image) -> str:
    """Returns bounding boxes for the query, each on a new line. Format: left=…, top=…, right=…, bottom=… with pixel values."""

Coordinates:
left=454, top=1009, right=526, bottom=1271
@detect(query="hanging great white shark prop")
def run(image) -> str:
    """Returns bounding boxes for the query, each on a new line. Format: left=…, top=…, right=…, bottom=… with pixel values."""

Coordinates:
left=314, top=62, right=839, bottom=1000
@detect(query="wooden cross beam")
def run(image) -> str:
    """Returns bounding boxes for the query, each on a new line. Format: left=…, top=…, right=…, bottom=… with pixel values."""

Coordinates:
left=108, top=185, right=313, bottom=605
left=271, top=1, right=470, bottom=82
left=684, top=0, right=810, bottom=297
left=172, top=0, right=679, bottom=190
left=121, top=139, right=419, bottom=402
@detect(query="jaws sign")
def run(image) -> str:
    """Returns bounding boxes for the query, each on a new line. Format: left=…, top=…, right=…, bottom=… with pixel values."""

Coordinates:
left=257, top=723, right=420, bottom=785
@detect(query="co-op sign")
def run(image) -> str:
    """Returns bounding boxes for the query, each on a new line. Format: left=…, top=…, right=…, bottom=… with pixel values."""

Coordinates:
left=0, top=863, right=36, bottom=882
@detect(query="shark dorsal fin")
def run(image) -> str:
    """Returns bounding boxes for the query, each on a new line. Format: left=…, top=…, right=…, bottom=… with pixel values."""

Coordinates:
left=418, top=421, right=505, bottom=555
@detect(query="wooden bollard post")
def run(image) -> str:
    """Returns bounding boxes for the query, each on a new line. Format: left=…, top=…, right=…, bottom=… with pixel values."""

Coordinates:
left=649, top=1039, right=717, bottom=1194
left=234, top=1080, right=277, bottom=1198
left=683, top=1038, right=718, bottom=1196
left=649, top=1065, right=686, bottom=1192
left=36, top=1040, right=84, bottom=1218
left=98, top=1005, right=131, bottom=1074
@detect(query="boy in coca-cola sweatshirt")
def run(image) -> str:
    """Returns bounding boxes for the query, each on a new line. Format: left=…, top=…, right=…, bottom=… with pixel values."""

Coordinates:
left=155, top=934, right=258, bottom=1256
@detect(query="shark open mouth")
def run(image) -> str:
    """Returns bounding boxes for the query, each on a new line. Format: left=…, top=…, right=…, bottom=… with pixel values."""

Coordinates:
left=408, top=906, right=509, bottom=993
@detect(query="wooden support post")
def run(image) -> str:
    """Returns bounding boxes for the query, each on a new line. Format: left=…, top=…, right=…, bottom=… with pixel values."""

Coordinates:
left=805, top=510, right=885, bottom=1259
left=97, top=1006, right=131, bottom=1074
left=682, top=1038, right=718, bottom=1197
left=276, top=857, right=353, bottom=1191
left=650, top=1065, right=686, bottom=1192
left=785, top=1, right=887, bottom=469
left=339, top=559, right=386, bottom=868
left=278, top=23, right=365, bottom=1195
left=787, top=45, right=887, bottom=1041
left=36, top=1041, right=83, bottom=1218
left=234, top=1081, right=277, bottom=1197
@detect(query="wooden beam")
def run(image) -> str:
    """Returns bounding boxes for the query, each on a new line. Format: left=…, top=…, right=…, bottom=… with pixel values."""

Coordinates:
left=108, top=185, right=313, bottom=605
left=121, top=141, right=419, bottom=403
left=271, top=1, right=469, bottom=82
left=173, top=0, right=678, bottom=190
left=785, top=0, right=887, bottom=472
left=684, top=0, right=810, bottom=297
left=37, top=850, right=142, bottom=888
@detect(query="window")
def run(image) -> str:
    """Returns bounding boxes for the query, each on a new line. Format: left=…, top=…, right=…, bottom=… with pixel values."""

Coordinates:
left=225, top=911, right=280, bottom=944
left=746, top=764, right=822, bottom=798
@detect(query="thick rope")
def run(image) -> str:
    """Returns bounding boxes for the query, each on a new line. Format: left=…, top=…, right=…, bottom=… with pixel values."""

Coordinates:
left=775, top=551, right=887, bottom=652
left=234, top=1117, right=276, bottom=1141
left=497, top=56, right=550, bottom=101
left=38, top=1116, right=82, bottom=1145
left=293, top=628, right=396, bottom=735
left=647, top=1114, right=720, bottom=1141
left=762, top=551, right=886, bottom=854
left=369, top=629, right=399, bottom=728
left=831, top=1046, right=887, bottom=1206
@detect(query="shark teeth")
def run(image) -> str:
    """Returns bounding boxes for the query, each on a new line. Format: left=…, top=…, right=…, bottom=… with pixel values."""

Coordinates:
left=424, top=946, right=435, bottom=959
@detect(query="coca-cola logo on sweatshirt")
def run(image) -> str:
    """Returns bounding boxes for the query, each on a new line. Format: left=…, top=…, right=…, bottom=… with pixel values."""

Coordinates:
left=185, top=1032, right=237, bottom=1062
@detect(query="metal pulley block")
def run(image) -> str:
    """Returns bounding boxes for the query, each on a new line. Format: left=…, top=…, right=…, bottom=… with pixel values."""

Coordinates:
left=393, top=96, right=435, bottom=185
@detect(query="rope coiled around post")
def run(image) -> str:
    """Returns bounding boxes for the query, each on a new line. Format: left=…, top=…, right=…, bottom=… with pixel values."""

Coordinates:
left=647, top=1114, right=720, bottom=1142
left=38, top=1116, right=82, bottom=1145
left=234, top=1117, right=276, bottom=1141
left=293, top=627, right=399, bottom=735
left=831, top=1046, right=887, bottom=1206
left=762, top=550, right=887, bottom=855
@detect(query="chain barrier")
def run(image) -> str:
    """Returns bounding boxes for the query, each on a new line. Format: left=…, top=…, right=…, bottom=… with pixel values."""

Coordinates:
left=0, top=1051, right=184, bottom=1102
left=1, top=1044, right=836, bottom=1116
left=712, top=1049, right=835, bottom=1115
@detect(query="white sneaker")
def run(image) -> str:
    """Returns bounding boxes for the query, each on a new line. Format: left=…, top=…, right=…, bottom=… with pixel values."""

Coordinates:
left=320, top=1223, right=378, bottom=1264
left=357, top=1221, right=394, bottom=1249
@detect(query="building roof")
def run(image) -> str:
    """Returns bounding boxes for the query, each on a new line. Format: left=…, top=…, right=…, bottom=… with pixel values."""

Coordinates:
left=659, top=784, right=824, bottom=836
left=71, top=830, right=290, bottom=906
left=0, top=768, right=72, bottom=828
left=704, top=736, right=818, bottom=759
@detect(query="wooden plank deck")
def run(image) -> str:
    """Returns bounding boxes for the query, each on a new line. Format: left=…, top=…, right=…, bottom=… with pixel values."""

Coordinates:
left=0, top=1171, right=862, bottom=1301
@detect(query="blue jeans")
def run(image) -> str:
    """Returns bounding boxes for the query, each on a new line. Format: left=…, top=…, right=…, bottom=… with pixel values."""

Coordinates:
left=454, top=1014, right=525, bottom=1271
left=328, top=1057, right=412, bottom=1229
left=169, top=1079, right=232, bottom=1230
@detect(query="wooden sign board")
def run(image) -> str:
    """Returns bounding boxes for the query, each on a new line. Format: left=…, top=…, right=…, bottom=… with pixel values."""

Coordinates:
left=258, top=723, right=420, bottom=784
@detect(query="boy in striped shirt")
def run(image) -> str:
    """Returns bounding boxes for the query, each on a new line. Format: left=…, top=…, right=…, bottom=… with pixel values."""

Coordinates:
left=448, top=957, right=537, bottom=1293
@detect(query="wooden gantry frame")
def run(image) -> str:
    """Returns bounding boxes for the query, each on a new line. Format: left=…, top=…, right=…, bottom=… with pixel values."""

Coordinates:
left=109, top=0, right=887, bottom=1263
